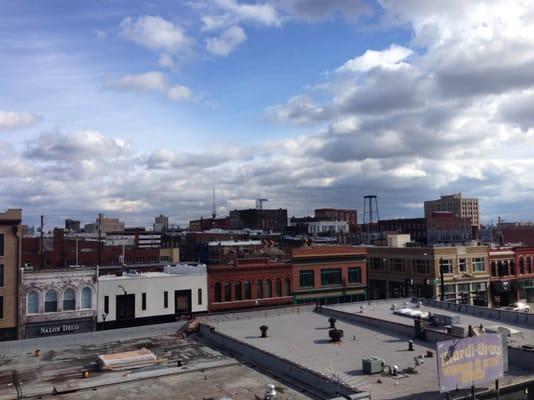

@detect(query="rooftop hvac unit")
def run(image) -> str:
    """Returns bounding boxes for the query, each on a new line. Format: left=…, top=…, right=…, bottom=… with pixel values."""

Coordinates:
left=450, top=324, right=469, bottom=337
left=432, top=312, right=460, bottom=327
left=362, top=357, right=385, bottom=374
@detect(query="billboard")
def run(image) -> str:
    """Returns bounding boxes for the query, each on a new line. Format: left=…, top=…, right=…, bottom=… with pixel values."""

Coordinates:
left=436, top=334, right=504, bottom=393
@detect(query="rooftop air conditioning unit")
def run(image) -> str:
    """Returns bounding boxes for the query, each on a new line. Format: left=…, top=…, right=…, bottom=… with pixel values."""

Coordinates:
left=362, top=357, right=385, bottom=374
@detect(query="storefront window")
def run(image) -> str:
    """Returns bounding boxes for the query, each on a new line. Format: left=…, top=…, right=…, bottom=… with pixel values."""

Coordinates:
left=63, top=289, right=75, bottom=311
left=234, top=281, right=242, bottom=301
left=275, top=279, right=281, bottom=297
left=244, top=280, right=252, bottom=299
left=284, top=278, right=291, bottom=296
left=45, top=290, right=58, bottom=313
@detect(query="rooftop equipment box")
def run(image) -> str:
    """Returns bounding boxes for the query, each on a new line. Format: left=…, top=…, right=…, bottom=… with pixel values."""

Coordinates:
left=362, top=357, right=384, bottom=374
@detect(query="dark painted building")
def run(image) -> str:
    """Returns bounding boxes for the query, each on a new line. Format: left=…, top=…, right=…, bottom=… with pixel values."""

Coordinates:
left=229, top=209, right=288, bottom=232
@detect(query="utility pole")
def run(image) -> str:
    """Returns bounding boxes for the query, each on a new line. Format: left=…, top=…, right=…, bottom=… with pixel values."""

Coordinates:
left=98, top=213, right=103, bottom=266
left=40, top=215, right=44, bottom=270
left=440, top=257, right=445, bottom=302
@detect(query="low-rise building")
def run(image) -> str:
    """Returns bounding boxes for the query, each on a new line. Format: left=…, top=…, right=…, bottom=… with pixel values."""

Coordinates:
left=97, top=264, right=207, bottom=329
left=426, top=211, right=474, bottom=244
left=208, top=258, right=293, bottom=312
left=488, top=247, right=516, bottom=307
left=291, top=246, right=367, bottom=305
left=18, top=266, right=97, bottom=339
left=367, top=243, right=490, bottom=306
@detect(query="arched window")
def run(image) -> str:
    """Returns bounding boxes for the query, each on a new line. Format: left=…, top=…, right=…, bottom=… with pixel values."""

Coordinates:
left=27, top=291, right=39, bottom=314
left=275, top=279, right=282, bottom=297
left=63, top=289, right=76, bottom=311
left=528, top=257, right=532, bottom=274
left=510, top=260, right=516, bottom=275
left=244, top=280, right=252, bottom=300
left=234, top=281, right=242, bottom=301
left=81, top=287, right=92, bottom=309
left=284, top=278, right=291, bottom=296
left=224, top=281, right=232, bottom=302
left=214, top=283, right=222, bottom=302
left=265, top=280, right=272, bottom=298
left=520, top=257, right=525, bottom=274
left=45, top=290, right=58, bottom=313
left=256, top=280, right=263, bottom=299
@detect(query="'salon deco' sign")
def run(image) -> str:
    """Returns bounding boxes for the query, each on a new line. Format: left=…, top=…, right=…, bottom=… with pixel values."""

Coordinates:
left=436, top=334, right=504, bottom=393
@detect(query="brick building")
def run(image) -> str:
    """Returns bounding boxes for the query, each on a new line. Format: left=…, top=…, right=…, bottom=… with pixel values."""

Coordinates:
left=378, top=218, right=427, bottom=245
left=314, top=209, right=357, bottom=231
left=488, top=247, right=517, bottom=307
left=291, top=246, right=367, bottom=305
left=229, top=209, right=287, bottom=232
left=424, top=193, right=480, bottom=227
left=189, top=217, right=230, bottom=231
left=208, top=258, right=293, bottom=312
left=426, top=211, right=474, bottom=244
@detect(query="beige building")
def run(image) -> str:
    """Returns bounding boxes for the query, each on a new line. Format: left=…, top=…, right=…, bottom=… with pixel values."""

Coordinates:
left=424, top=193, right=480, bottom=227
left=0, top=209, right=22, bottom=340
left=367, top=244, right=490, bottom=306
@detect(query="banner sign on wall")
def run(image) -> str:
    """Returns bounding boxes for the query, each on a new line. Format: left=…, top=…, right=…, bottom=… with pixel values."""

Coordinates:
left=436, top=334, right=504, bottom=393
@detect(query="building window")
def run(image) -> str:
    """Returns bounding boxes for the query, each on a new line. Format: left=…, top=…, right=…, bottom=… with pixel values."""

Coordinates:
left=320, top=269, right=342, bottom=286
left=472, top=257, right=485, bottom=272
left=235, top=281, right=242, bottom=301
left=519, top=257, right=525, bottom=274
left=0, top=296, right=3, bottom=319
left=198, top=288, right=202, bottom=305
left=0, top=234, right=3, bottom=256
left=256, top=280, right=264, bottom=298
left=45, top=290, right=58, bottom=313
left=440, top=259, right=454, bottom=274
left=370, top=258, right=385, bottom=271
left=275, top=279, right=281, bottom=297
left=142, top=292, right=147, bottom=310
left=299, top=270, right=314, bottom=288
left=63, top=289, right=76, bottom=311
left=284, top=278, right=291, bottom=296
left=27, top=291, right=39, bottom=314
left=224, top=281, right=231, bottom=302
left=265, top=280, right=272, bottom=298
left=413, top=260, right=430, bottom=275
left=391, top=259, right=406, bottom=273
left=528, top=257, right=532, bottom=274
left=348, top=267, right=361, bottom=284
left=214, top=283, right=222, bottom=302
left=459, top=258, right=467, bottom=273
left=0, top=264, right=3, bottom=287
left=244, top=280, right=252, bottom=299
left=104, top=296, right=109, bottom=314
left=164, top=291, right=169, bottom=308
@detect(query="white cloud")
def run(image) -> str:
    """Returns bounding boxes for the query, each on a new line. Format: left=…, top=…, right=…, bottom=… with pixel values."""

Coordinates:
left=205, top=25, right=247, bottom=56
left=109, top=71, right=193, bottom=102
left=158, top=53, right=175, bottom=68
left=120, top=15, right=193, bottom=52
left=338, top=45, right=413, bottom=73
left=212, top=0, right=281, bottom=26
left=0, top=110, right=38, bottom=132
left=276, top=0, right=370, bottom=22
left=265, top=95, right=326, bottom=125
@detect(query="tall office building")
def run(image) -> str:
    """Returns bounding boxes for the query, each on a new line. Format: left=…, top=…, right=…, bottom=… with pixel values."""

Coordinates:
left=424, top=193, right=480, bottom=227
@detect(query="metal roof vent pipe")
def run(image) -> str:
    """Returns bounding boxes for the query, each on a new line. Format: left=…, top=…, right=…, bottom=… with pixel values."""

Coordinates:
left=329, top=328, right=343, bottom=342
left=260, top=325, right=269, bottom=338
left=328, top=317, right=336, bottom=329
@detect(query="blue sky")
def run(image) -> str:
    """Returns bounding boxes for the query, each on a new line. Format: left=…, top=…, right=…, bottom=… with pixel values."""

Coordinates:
left=2, top=1, right=534, bottom=228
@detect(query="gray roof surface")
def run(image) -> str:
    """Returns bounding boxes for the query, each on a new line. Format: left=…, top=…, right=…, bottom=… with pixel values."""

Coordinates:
left=203, top=304, right=533, bottom=400
left=328, top=300, right=534, bottom=347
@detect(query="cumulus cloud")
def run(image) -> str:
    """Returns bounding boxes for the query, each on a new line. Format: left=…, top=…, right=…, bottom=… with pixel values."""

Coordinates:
left=205, top=25, right=247, bottom=56
left=120, top=16, right=193, bottom=52
left=109, top=71, right=193, bottom=101
left=24, top=131, right=130, bottom=162
left=0, top=110, right=38, bottom=132
left=265, top=95, right=327, bottom=125
left=338, top=45, right=413, bottom=73
left=212, top=0, right=281, bottom=27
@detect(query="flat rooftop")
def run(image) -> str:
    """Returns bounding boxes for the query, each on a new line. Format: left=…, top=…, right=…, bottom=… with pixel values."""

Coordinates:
left=0, top=323, right=310, bottom=400
left=201, top=304, right=534, bottom=400
left=328, top=299, right=534, bottom=348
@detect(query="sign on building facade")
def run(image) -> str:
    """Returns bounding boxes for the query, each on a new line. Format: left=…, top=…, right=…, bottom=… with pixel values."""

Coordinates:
left=436, top=334, right=504, bottom=393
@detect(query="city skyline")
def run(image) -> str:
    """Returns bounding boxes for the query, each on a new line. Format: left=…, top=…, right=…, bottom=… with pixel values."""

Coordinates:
left=3, top=1, right=534, bottom=227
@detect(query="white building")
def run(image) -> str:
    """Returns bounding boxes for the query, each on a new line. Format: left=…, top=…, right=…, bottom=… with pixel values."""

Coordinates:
left=307, top=220, right=349, bottom=236
left=97, top=264, right=207, bottom=328
left=18, top=267, right=97, bottom=339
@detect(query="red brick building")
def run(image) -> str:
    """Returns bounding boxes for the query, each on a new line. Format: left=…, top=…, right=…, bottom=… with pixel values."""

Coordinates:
left=208, top=258, right=293, bottom=312
left=291, top=246, right=367, bottom=305
left=514, top=247, right=534, bottom=302
left=314, top=209, right=357, bottom=232
left=488, top=248, right=516, bottom=306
